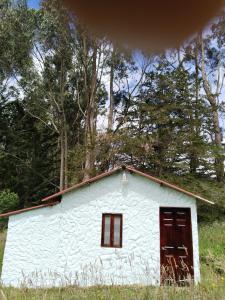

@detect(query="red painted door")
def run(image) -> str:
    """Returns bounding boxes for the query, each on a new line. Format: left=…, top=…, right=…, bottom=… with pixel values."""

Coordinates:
left=160, top=207, right=194, bottom=284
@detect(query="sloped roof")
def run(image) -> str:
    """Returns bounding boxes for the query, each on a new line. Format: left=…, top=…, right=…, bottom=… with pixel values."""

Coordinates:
left=0, top=166, right=214, bottom=218
left=41, top=166, right=214, bottom=204
left=0, top=201, right=60, bottom=218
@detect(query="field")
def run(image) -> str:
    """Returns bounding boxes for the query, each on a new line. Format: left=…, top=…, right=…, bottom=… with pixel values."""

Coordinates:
left=0, top=222, right=224, bottom=299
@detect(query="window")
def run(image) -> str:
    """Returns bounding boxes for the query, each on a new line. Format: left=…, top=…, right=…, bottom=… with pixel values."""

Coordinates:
left=101, top=214, right=123, bottom=248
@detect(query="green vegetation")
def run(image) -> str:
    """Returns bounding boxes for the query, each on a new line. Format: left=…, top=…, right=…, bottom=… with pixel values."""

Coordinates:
left=0, top=222, right=224, bottom=299
left=0, top=283, right=224, bottom=300
left=1, top=0, right=225, bottom=212
left=0, top=190, right=19, bottom=228
left=200, top=222, right=225, bottom=278
left=160, top=173, right=225, bottom=222
left=0, top=190, right=19, bottom=214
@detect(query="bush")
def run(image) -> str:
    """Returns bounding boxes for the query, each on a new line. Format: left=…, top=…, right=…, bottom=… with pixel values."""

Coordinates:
left=0, top=189, right=19, bottom=214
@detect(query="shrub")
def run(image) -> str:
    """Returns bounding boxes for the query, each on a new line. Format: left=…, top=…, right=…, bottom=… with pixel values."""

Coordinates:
left=0, top=189, right=19, bottom=213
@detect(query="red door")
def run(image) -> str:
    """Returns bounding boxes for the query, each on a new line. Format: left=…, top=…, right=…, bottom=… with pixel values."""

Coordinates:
left=160, top=207, right=194, bottom=284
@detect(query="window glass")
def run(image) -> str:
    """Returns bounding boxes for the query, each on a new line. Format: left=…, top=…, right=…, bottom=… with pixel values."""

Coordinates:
left=104, top=215, right=111, bottom=245
left=113, top=216, right=121, bottom=246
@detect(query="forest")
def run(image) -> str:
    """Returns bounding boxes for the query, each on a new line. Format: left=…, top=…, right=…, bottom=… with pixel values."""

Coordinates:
left=0, top=0, right=225, bottom=221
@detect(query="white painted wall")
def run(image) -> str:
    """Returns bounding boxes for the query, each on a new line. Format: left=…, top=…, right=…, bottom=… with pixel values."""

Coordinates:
left=1, top=171, right=200, bottom=287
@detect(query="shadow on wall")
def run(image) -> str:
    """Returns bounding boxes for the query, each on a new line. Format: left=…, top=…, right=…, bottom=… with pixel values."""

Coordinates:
left=0, top=231, right=6, bottom=274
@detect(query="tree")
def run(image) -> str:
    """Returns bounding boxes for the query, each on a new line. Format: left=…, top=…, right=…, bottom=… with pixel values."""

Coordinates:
left=184, top=28, right=225, bottom=182
left=199, top=33, right=224, bottom=182
left=74, top=25, right=108, bottom=180
left=1, top=1, right=225, bottom=216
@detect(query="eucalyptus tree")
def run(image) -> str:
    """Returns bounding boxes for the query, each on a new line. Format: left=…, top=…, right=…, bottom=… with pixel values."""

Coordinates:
left=23, top=0, right=85, bottom=190
left=0, top=0, right=50, bottom=206
left=21, top=0, right=109, bottom=184
left=199, top=32, right=225, bottom=182
left=183, top=20, right=225, bottom=182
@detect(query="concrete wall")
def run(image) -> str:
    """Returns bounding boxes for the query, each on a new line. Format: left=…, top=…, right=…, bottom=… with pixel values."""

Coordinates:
left=1, top=171, right=200, bottom=287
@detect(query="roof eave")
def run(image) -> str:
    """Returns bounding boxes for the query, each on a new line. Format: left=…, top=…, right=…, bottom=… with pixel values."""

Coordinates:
left=41, top=167, right=121, bottom=202
left=0, top=201, right=60, bottom=218
left=125, top=166, right=214, bottom=205
left=0, top=167, right=214, bottom=218
left=41, top=166, right=214, bottom=205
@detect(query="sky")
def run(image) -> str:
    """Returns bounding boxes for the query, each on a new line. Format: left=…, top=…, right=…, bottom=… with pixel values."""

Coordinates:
left=28, top=0, right=39, bottom=9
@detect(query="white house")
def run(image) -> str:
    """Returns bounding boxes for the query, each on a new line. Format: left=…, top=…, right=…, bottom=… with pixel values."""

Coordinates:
left=0, top=166, right=213, bottom=287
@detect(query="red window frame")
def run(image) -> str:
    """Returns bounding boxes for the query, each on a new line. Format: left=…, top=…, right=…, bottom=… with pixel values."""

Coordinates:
left=101, top=213, right=123, bottom=248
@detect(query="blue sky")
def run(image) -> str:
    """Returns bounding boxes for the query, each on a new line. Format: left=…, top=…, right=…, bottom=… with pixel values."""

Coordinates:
left=28, top=0, right=39, bottom=9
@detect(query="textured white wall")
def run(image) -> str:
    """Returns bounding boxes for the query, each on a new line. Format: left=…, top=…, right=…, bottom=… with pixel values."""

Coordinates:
left=1, top=171, right=200, bottom=287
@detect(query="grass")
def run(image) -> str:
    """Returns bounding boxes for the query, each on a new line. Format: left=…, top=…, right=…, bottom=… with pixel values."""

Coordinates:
left=0, top=223, right=224, bottom=299
left=0, top=283, right=225, bottom=300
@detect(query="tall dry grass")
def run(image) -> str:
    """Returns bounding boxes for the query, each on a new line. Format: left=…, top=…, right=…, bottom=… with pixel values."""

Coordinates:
left=0, top=223, right=224, bottom=299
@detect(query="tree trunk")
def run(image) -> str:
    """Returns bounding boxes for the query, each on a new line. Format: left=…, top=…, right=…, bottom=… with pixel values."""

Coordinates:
left=108, top=48, right=115, bottom=131
left=60, top=130, right=65, bottom=191
left=83, top=41, right=98, bottom=180
left=189, top=47, right=200, bottom=174
left=199, top=34, right=224, bottom=182
left=64, top=121, right=68, bottom=188
left=212, top=105, right=224, bottom=181
left=59, top=56, right=68, bottom=189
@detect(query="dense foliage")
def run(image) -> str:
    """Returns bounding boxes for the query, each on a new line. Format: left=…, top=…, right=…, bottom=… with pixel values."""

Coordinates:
left=0, top=189, right=19, bottom=213
left=0, top=0, right=225, bottom=219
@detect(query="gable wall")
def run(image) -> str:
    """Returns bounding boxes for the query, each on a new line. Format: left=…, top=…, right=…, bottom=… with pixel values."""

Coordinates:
left=1, top=171, right=200, bottom=287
